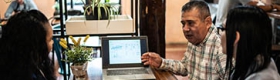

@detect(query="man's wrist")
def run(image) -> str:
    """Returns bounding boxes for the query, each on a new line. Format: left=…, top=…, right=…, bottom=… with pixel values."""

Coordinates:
left=158, top=58, right=164, bottom=69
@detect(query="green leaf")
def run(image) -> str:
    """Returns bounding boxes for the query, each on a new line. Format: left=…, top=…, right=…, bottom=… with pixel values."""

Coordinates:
left=62, top=46, right=94, bottom=64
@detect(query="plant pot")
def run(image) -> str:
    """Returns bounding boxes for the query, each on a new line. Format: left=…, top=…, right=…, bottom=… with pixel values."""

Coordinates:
left=84, top=6, right=109, bottom=20
left=70, top=62, right=88, bottom=80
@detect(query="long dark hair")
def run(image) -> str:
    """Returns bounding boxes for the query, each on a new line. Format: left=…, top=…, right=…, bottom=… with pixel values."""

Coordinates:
left=0, top=10, right=55, bottom=80
left=225, top=6, right=272, bottom=80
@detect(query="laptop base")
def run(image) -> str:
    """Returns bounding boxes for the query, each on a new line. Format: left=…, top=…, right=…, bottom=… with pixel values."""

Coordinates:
left=103, top=67, right=156, bottom=80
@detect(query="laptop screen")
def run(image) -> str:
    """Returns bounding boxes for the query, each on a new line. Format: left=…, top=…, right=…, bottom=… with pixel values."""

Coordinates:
left=102, top=36, right=148, bottom=68
left=109, top=39, right=141, bottom=64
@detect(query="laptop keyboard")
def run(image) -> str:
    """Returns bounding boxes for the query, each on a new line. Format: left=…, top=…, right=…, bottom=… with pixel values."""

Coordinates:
left=107, top=69, right=149, bottom=75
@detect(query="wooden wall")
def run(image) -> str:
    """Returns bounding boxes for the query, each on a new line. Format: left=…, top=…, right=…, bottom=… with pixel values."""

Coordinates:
left=140, top=0, right=166, bottom=57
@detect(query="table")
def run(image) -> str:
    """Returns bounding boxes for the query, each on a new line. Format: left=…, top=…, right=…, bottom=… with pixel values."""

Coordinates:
left=272, top=44, right=280, bottom=51
left=69, top=58, right=177, bottom=80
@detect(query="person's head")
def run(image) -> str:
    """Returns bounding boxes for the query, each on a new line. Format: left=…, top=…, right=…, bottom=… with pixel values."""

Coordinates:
left=17, top=0, right=24, bottom=4
left=181, top=1, right=212, bottom=45
left=221, top=6, right=272, bottom=79
left=0, top=10, right=55, bottom=79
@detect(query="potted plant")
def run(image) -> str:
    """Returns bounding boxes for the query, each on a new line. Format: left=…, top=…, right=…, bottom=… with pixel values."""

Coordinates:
left=59, top=35, right=94, bottom=79
left=84, top=0, right=119, bottom=20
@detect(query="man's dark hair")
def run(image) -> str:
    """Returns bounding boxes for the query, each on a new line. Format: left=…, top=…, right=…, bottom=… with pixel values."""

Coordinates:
left=182, top=0, right=211, bottom=21
left=0, top=10, right=55, bottom=80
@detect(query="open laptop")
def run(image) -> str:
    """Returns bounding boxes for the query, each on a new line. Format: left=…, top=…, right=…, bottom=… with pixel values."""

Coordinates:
left=101, top=36, right=156, bottom=80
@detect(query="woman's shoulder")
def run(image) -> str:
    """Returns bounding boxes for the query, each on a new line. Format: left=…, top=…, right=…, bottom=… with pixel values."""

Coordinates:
left=246, top=72, right=280, bottom=80
left=245, top=59, right=280, bottom=80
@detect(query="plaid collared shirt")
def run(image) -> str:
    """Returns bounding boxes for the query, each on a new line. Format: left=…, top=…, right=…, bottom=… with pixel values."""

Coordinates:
left=159, top=26, right=227, bottom=80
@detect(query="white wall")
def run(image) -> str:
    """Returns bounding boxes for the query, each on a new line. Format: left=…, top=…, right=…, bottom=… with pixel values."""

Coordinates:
left=165, top=0, right=189, bottom=44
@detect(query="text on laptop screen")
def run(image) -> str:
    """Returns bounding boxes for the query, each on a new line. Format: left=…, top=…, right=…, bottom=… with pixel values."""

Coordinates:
left=109, top=40, right=141, bottom=64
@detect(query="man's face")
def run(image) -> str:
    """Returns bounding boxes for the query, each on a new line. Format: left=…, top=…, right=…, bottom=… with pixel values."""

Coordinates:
left=181, top=8, right=210, bottom=45
left=17, top=0, right=24, bottom=4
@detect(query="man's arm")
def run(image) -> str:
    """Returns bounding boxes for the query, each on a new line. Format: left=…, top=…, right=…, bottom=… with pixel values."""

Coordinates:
left=215, top=0, right=237, bottom=27
left=158, top=53, right=188, bottom=76
left=25, top=0, right=38, bottom=10
left=4, top=1, right=17, bottom=19
left=248, top=1, right=280, bottom=12
left=214, top=52, right=228, bottom=79
left=141, top=52, right=163, bottom=68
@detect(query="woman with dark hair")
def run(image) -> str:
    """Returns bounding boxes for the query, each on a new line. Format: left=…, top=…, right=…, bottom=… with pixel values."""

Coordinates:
left=220, top=6, right=280, bottom=80
left=0, top=10, right=55, bottom=80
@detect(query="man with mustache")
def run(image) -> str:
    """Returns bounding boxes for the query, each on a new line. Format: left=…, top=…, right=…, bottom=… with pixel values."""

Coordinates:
left=141, top=1, right=227, bottom=80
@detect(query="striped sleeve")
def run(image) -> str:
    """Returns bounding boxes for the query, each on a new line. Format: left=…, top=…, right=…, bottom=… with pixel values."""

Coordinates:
left=159, top=57, right=188, bottom=76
